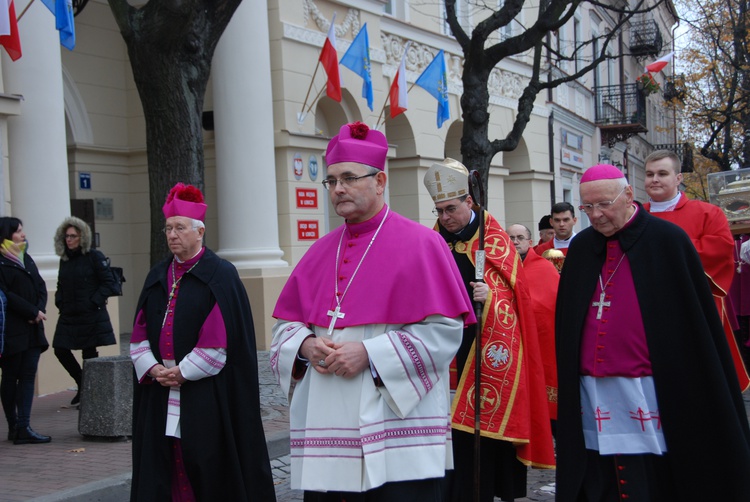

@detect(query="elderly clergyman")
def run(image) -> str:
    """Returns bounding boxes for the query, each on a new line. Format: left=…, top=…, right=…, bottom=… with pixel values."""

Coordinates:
left=555, top=164, right=750, bottom=501
left=129, top=183, right=275, bottom=501
left=271, top=123, right=474, bottom=501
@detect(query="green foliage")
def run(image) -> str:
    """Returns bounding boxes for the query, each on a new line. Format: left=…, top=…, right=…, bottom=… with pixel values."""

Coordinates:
left=636, top=73, right=661, bottom=95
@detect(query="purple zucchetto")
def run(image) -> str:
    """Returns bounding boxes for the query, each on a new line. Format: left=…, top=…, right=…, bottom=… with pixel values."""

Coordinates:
left=580, top=164, right=626, bottom=184
left=325, top=122, right=388, bottom=171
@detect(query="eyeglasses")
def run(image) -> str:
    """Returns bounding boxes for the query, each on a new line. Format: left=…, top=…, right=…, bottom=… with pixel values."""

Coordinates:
left=432, top=204, right=462, bottom=217
left=322, top=173, right=378, bottom=190
left=578, top=187, right=627, bottom=214
left=162, top=225, right=195, bottom=235
left=508, top=235, right=528, bottom=242
left=64, top=234, right=80, bottom=240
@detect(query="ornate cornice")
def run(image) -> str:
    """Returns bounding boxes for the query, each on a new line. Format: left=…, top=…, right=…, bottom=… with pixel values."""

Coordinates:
left=302, top=0, right=360, bottom=38
left=288, top=3, right=533, bottom=104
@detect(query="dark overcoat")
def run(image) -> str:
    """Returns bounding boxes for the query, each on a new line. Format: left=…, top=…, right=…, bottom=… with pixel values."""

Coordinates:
left=130, top=247, right=275, bottom=502
left=0, top=252, right=48, bottom=356
left=53, top=248, right=116, bottom=349
left=555, top=204, right=750, bottom=501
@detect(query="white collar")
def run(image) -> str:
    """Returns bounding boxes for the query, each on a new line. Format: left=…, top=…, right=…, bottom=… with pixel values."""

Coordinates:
left=554, top=232, right=576, bottom=249
left=649, top=192, right=681, bottom=213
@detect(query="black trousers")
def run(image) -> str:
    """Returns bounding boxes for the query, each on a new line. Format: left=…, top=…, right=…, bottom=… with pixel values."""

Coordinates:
left=54, top=347, right=98, bottom=385
left=303, top=477, right=444, bottom=502
left=578, top=449, right=676, bottom=502
left=0, top=347, right=42, bottom=428
left=446, top=429, right=527, bottom=502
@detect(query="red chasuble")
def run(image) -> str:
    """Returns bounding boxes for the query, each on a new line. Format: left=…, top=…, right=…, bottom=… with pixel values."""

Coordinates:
left=450, top=212, right=556, bottom=469
left=645, top=193, right=750, bottom=391
left=522, top=248, right=560, bottom=420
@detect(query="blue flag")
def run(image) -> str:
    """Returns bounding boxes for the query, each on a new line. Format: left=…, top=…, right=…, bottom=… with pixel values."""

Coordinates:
left=340, top=24, right=373, bottom=111
left=41, top=0, right=75, bottom=51
left=415, top=50, right=450, bottom=128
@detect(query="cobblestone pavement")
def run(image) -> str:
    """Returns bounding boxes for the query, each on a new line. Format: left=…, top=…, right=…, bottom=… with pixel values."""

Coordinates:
left=271, top=453, right=557, bottom=501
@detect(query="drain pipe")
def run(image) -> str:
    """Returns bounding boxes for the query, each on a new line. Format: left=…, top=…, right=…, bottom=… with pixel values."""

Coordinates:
left=547, top=32, right=556, bottom=202
left=548, top=111, right=556, bottom=202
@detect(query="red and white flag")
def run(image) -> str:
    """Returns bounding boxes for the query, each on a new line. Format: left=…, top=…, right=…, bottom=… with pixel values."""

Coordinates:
left=0, top=0, right=21, bottom=61
left=319, top=14, right=341, bottom=102
left=645, top=52, right=674, bottom=73
left=389, top=42, right=411, bottom=118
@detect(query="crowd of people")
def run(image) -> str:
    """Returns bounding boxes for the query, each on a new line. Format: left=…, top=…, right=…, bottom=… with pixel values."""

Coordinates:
left=3, top=122, right=750, bottom=501
left=268, top=125, right=750, bottom=501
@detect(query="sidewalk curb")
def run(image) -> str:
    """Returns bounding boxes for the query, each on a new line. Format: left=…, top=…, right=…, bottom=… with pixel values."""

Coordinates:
left=27, top=473, right=131, bottom=502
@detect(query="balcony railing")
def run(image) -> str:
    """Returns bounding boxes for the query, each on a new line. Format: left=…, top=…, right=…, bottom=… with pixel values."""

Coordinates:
left=653, top=142, right=694, bottom=173
left=662, top=75, right=686, bottom=102
left=595, top=84, right=648, bottom=146
left=630, top=20, right=663, bottom=57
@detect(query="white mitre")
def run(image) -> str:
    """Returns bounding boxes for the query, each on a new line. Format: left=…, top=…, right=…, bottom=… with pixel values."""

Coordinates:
left=423, top=158, right=470, bottom=202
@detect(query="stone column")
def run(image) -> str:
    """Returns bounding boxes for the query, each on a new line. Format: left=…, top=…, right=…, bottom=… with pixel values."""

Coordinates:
left=3, top=3, right=71, bottom=281
left=212, top=0, right=286, bottom=268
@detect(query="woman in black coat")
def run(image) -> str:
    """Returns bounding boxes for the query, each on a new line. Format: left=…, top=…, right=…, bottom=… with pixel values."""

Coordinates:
left=52, top=217, right=116, bottom=406
left=0, top=217, right=50, bottom=444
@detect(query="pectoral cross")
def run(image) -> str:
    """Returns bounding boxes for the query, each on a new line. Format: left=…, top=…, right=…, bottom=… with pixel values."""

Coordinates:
left=162, top=287, right=177, bottom=328
left=162, top=306, right=173, bottom=328
left=592, top=291, right=611, bottom=320
left=327, top=305, right=345, bottom=336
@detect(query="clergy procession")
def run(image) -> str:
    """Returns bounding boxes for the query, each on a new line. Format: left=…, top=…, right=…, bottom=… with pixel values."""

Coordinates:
left=3, top=0, right=750, bottom=499
left=115, top=116, right=750, bottom=501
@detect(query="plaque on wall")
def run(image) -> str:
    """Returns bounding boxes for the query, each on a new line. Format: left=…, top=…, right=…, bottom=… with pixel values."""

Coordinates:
left=293, top=153, right=303, bottom=181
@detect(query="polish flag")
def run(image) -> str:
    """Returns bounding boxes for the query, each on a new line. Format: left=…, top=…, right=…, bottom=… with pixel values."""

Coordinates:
left=319, top=15, right=341, bottom=102
left=646, top=52, right=674, bottom=73
left=0, top=0, right=22, bottom=61
left=389, top=42, right=411, bottom=118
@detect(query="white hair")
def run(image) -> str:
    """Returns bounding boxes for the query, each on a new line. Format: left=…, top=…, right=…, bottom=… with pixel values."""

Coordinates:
left=615, top=177, right=629, bottom=189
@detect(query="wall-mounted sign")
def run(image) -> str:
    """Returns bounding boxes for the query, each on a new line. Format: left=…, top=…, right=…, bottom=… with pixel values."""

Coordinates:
left=561, top=128, right=585, bottom=168
left=95, top=198, right=114, bottom=220
left=562, top=148, right=585, bottom=169
left=293, top=153, right=303, bottom=180
left=309, top=155, right=319, bottom=181
left=79, top=172, right=92, bottom=190
left=296, top=188, right=318, bottom=209
left=297, top=220, right=319, bottom=240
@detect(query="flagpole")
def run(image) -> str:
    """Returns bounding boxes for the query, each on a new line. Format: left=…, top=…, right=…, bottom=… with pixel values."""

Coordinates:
left=298, top=60, right=322, bottom=123
left=374, top=97, right=389, bottom=130
left=375, top=82, right=416, bottom=130
left=17, top=0, right=37, bottom=22
left=304, top=86, right=326, bottom=116
left=468, top=169, right=486, bottom=502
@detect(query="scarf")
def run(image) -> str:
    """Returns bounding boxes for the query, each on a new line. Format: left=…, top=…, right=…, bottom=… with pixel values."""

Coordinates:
left=0, top=239, right=26, bottom=268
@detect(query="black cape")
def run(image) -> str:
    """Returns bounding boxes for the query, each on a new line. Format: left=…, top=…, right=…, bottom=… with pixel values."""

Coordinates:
left=555, top=204, right=750, bottom=501
left=130, top=248, right=275, bottom=501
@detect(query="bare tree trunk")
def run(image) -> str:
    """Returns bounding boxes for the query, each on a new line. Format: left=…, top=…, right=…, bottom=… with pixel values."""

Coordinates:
left=107, top=0, right=241, bottom=264
left=460, top=63, right=494, bottom=187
